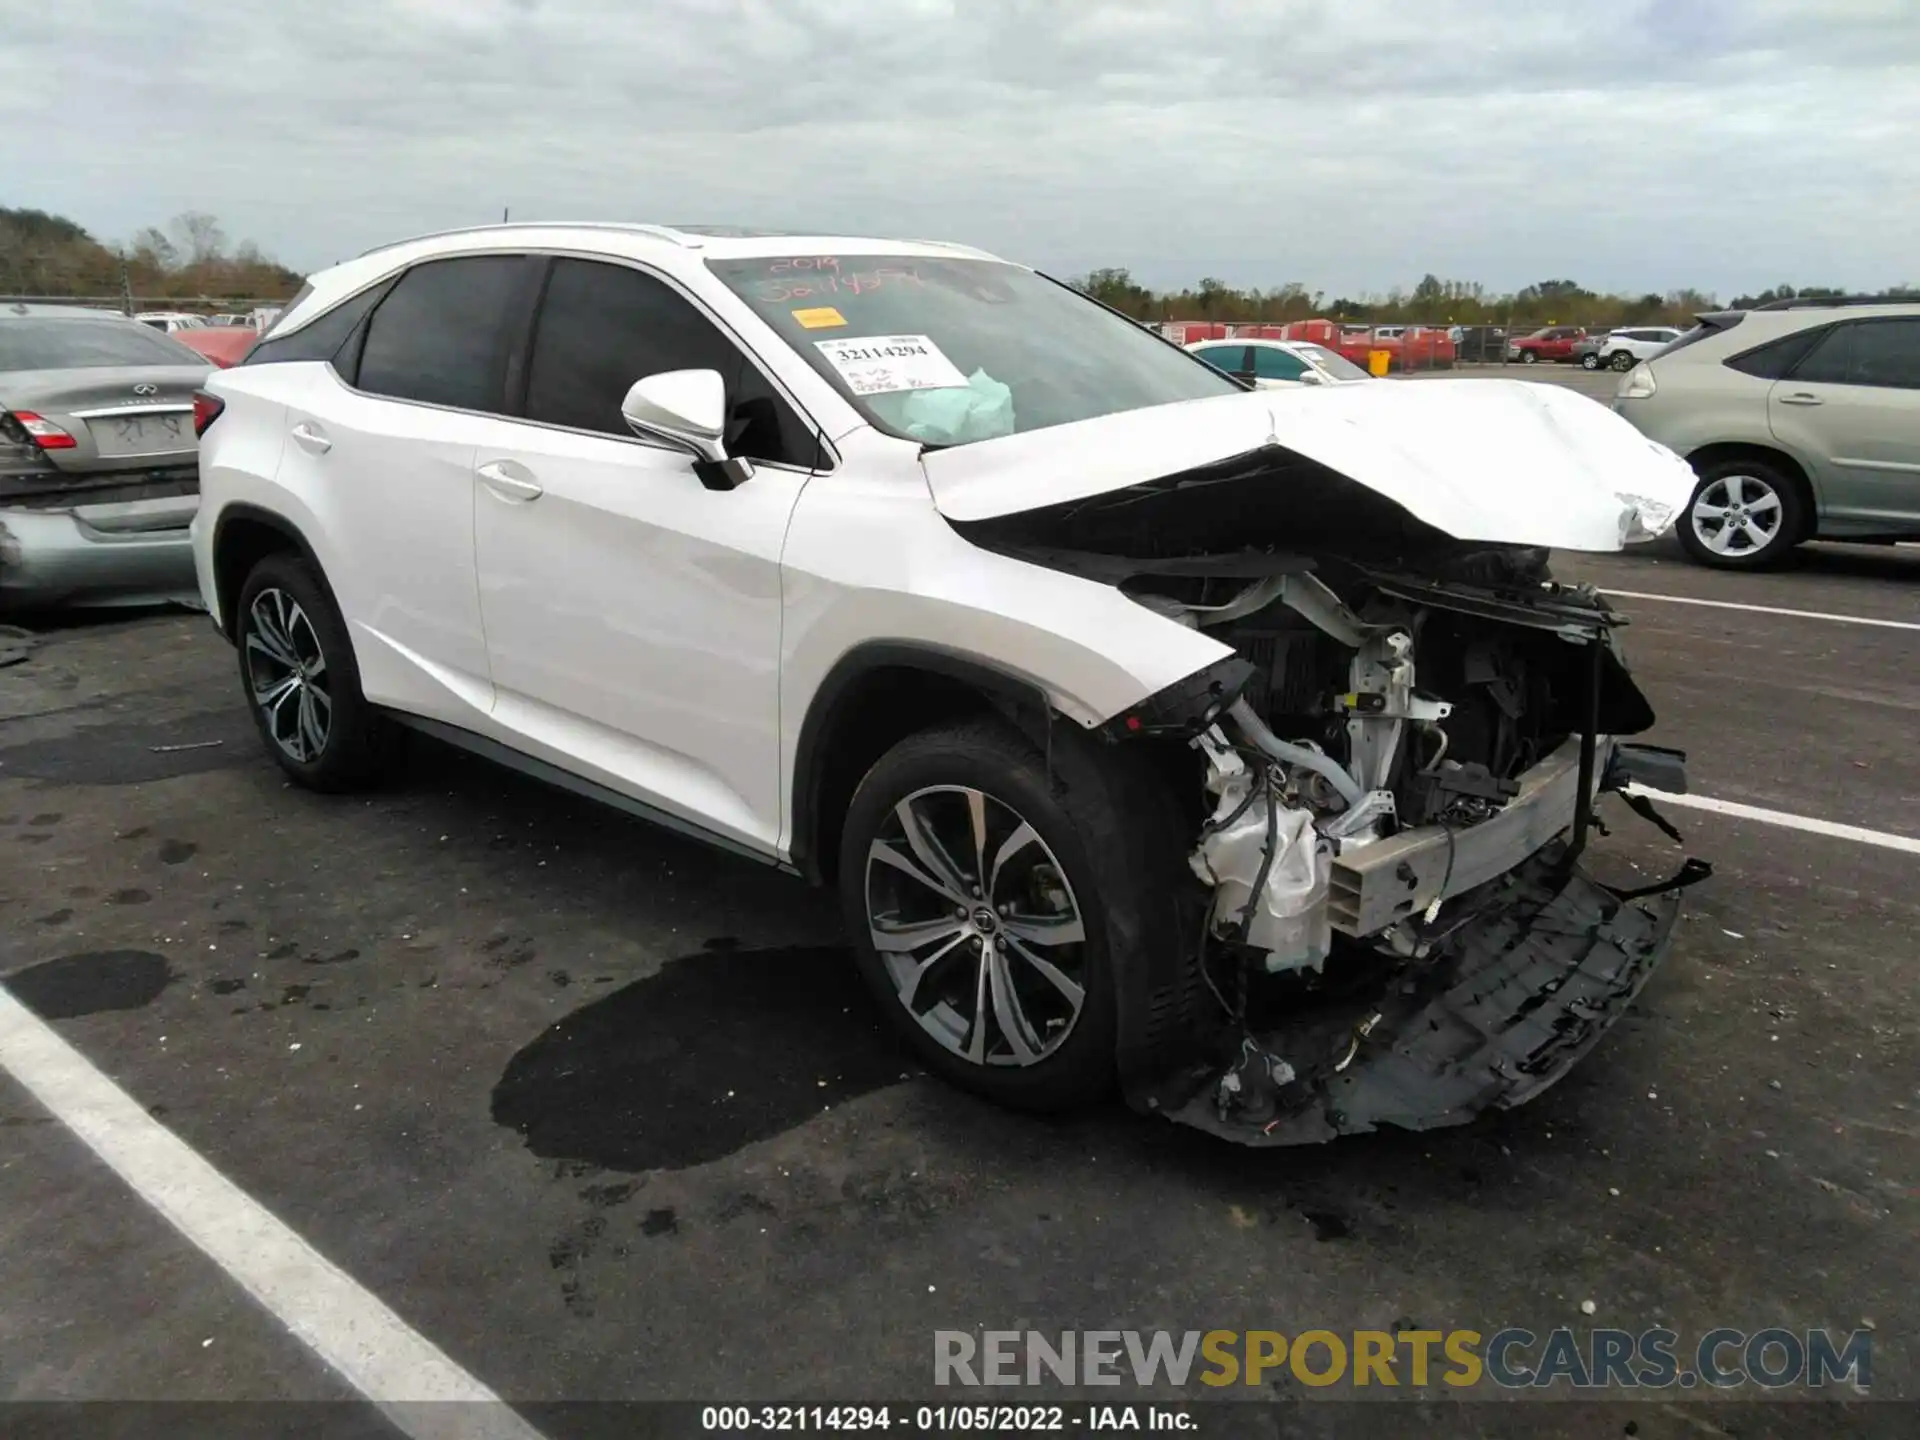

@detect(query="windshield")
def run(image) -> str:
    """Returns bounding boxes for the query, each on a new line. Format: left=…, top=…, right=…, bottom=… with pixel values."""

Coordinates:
left=708, top=255, right=1239, bottom=447
left=0, top=318, right=207, bottom=370
left=1297, top=344, right=1370, bottom=381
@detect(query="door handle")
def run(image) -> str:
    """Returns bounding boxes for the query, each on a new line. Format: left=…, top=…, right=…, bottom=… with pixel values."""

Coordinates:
left=290, top=422, right=332, bottom=454
left=477, top=459, right=544, bottom=501
left=1777, top=392, right=1824, bottom=406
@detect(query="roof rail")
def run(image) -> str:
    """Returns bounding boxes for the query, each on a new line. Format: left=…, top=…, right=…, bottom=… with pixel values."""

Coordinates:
left=353, top=221, right=698, bottom=260
left=1751, top=294, right=1916, bottom=311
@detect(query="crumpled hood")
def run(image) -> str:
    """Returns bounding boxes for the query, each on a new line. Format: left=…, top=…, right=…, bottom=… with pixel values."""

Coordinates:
left=920, top=379, right=1697, bottom=552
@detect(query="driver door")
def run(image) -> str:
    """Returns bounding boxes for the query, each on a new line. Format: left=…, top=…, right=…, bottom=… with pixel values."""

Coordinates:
left=467, top=256, right=828, bottom=855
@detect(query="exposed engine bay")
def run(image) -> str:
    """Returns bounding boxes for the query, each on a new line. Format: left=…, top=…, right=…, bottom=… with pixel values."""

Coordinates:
left=953, top=449, right=1708, bottom=1144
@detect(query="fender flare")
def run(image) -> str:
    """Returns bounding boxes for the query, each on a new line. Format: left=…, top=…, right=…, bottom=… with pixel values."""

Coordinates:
left=207, top=502, right=333, bottom=640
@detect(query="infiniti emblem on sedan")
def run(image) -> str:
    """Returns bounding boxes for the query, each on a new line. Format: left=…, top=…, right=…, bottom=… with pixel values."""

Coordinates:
left=132, top=382, right=158, bottom=395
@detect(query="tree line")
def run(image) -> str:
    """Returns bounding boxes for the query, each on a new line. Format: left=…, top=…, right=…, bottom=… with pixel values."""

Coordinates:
left=0, top=205, right=303, bottom=306
left=1069, top=268, right=1920, bottom=328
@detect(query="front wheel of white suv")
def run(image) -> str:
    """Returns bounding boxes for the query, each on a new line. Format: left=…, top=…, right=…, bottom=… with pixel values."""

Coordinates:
left=1676, top=459, right=1807, bottom=570
left=838, top=718, right=1181, bottom=1111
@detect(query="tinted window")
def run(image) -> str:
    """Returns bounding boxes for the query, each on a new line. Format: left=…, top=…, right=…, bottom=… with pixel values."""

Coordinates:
left=523, top=258, right=817, bottom=467
left=1724, top=326, right=1827, bottom=379
left=1791, top=325, right=1853, bottom=385
left=0, top=318, right=205, bottom=369
left=1845, top=320, right=1920, bottom=389
left=1193, top=345, right=1249, bottom=375
left=357, top=256, right=527, bottom=411
left=1251, top=346, right=1307, bottom=380
left=245, top=278, right=394, bottom=374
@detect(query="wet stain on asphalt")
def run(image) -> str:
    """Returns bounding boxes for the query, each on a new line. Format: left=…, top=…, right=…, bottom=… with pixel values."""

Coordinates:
left=1303, top=1209, right=1354, bottom=1242
left=0, top=708, right=254, bottom=784
left=158, top=839, right=198, bottom=865
left=641, top=1207, right=678, bottom=1236
left=29, top=812, right=62, bottom=825
left=304, top=948, right=359, bottom=966
left=491, top=945, right=906, bottom=1173
left=35, top=908, right=72, bottom=926
left=108, top=888, right=151, bottom=906
left=266, top=942, right=299, bottom=960
left=4, top=951, right=174, bottom=1019
left=209, top=978, right=247, bottom=995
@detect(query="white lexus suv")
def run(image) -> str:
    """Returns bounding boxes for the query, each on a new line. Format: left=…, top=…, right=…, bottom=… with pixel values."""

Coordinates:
left=191, top=223, right=1704, bottom=1146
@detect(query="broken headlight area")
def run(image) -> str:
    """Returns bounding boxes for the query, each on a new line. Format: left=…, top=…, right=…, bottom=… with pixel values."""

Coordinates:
left=1085, top=545, right=1703, bottom=1143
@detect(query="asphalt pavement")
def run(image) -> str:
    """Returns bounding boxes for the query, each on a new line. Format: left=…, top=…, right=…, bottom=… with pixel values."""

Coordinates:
left=1, top=510, right=1915, bottom=1436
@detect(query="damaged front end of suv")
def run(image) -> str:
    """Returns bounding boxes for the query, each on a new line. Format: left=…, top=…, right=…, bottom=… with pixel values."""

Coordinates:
left=937, top=382, right=1708, bottom=1146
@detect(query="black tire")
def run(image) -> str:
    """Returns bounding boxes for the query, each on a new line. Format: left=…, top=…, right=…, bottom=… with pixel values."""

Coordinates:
left=1519, top=349, right=1539, bottom=364
left=1580, top=353, right=1601, bottom=371
left=1609, top=350, right=1637, bottom=372
left=235, top=552, right=395, bottom=790
left=1675, top=457, right=1808, bottom=570
left=838, top=717, right=1179, bottom=1111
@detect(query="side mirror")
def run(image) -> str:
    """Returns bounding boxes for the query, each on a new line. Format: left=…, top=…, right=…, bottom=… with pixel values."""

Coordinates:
left=620, top=369, right=754, bottom=490
left=1296, top=369, right=1327, bottom=386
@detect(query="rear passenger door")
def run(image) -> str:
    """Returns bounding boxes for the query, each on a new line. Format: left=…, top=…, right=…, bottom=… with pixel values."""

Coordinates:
left=467, top=256, right=827, bottom=856
left=271, top=253, right=536, bottom=722
left=1770, top=318, right=1920, bottom=528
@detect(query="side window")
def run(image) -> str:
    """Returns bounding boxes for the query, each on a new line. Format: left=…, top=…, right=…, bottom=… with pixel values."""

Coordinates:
left=243, top=277, right=394, bottom=373
left=1790, top=324, right=1853, bottom=385
left=1251, top=347, right=1307, bottom=381
left=1724, top=326, right=1826, bottom=380
left=1194, top=345, right=1249, bottom=376
left=522, top=258, right=818, bottom=468
left=1844, top=319, right=1920, bottom=390
left=356, top=255, right=529, bottom=412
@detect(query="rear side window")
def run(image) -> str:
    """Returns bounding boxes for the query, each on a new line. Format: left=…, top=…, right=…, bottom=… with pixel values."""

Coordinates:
left=1840, top=319, right=1920, bottom=389
left=1724, top=326, right=1827, bottom=379
left=1251, top=346, right=1307, bottom=381
left=244, top=278, right=394, bottom=374
left=521, top=257, right=819, bottom=468
left=357, top=256, right=529, bottom=412
left=1790, top=325, right=1853, bottom=385
left=1193, top=345, right=1249, bottom=375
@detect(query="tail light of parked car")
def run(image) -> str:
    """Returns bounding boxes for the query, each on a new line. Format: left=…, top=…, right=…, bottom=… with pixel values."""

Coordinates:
left=193, top=391, right=225, bottom=437
left=5, top=410, right=77, bottom=449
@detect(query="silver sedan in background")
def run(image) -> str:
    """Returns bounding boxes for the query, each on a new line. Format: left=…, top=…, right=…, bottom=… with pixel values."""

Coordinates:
left=1, top=305, right=210, bottom=609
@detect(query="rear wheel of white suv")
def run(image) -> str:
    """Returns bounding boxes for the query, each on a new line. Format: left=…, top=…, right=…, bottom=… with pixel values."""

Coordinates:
left=236, top=553, right=395, bottom=790
left=839, top=717, right=1175, bottom=1111
left=1677, top=458, right=1806, bottom=569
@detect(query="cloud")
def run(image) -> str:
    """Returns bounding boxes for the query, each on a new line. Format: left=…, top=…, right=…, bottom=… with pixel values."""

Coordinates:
left=6, top=0, right=1918, bottom=295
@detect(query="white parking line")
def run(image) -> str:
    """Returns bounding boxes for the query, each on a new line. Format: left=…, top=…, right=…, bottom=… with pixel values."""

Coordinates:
left=1626, top=786, right=1920, bottom=855
left=1600, top=589, right=1920, bottom=632
left=0, top=988, right=547, bottom=1440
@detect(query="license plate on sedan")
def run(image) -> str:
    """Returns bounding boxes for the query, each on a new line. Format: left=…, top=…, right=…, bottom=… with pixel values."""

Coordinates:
left=91, top=411, right=191, bottom=457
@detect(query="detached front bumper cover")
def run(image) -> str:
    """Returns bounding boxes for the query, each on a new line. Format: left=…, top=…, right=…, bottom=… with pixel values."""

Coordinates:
left=1136, top=839, right=1693, bottom=1146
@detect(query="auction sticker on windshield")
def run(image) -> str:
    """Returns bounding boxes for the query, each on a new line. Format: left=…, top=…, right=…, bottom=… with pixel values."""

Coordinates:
left=815, top=334, right=967, bottom=396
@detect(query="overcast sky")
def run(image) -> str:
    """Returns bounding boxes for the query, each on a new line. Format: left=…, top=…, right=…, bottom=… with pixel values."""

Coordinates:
left=5, top=0, right=1918, bottom=297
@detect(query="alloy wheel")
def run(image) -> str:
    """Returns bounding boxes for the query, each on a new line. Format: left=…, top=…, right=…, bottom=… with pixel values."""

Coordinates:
left=1610, top=350, right=1636, bottom=371
left=864, top=785, right=1088, bottom=1068
left=1691, top=473, right=1785, bottom=558
left=244, top=587, right=332, bottom=763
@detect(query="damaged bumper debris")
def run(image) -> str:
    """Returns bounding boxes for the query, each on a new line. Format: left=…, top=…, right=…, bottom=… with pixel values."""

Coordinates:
left=1139, top=840, right=1690, bottom=1146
